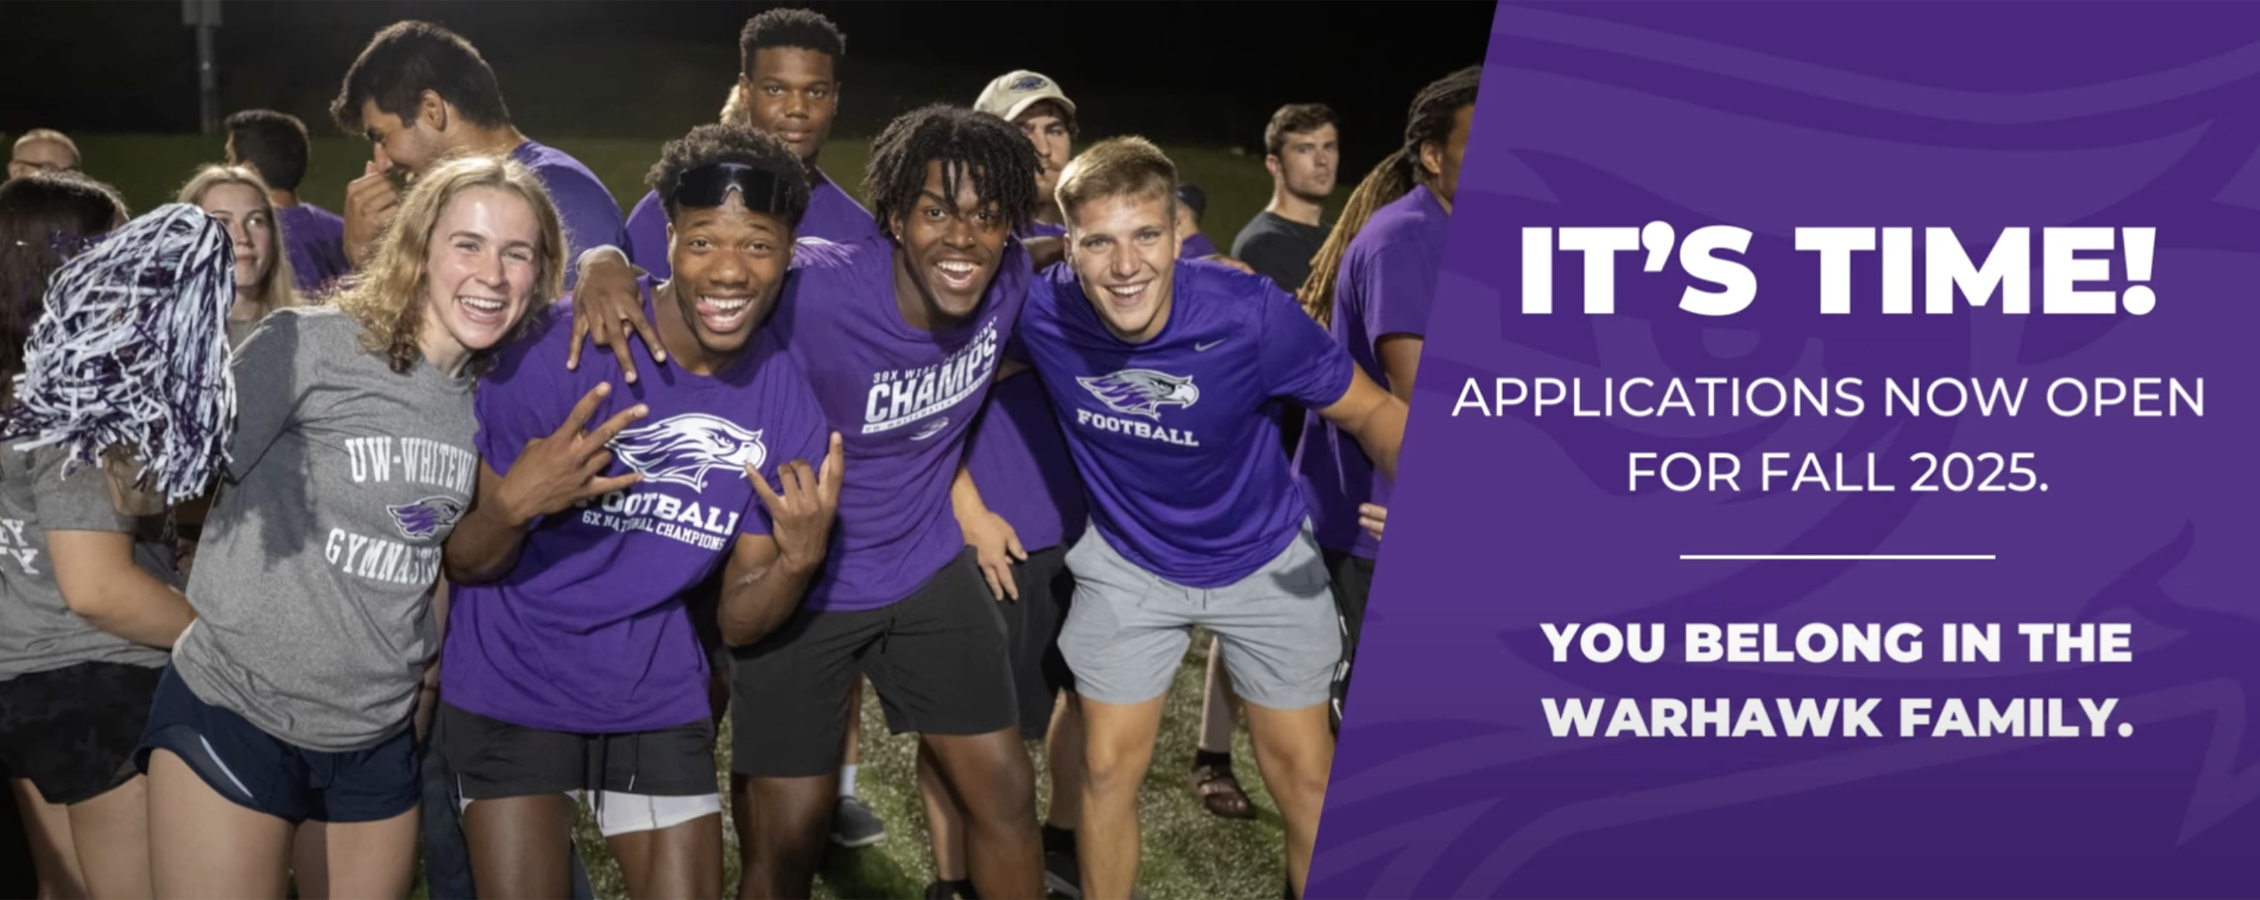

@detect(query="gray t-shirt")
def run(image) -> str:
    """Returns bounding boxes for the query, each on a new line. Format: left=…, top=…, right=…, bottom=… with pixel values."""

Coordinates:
left=172, top=307, right=477, bottom=751
left=0, top=442, right=180, bottom=679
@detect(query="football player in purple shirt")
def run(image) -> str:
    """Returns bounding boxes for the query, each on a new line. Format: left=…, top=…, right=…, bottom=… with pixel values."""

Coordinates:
left=570, top=105, right=1048, bottom=900
left=1296, top=65, right=1480, bottom=727
left=331, top=22, right=628, bottom=282
left=990, top=137, right=1405, bottom=900
left=441, top=124, right=841, bottom=900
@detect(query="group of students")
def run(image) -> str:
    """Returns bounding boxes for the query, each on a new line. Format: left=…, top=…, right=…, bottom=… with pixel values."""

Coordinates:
left=0, top=8, right=1478, bottom=900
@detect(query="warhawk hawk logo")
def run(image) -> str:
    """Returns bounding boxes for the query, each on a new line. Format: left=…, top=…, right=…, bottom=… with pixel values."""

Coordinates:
left=1076, top=369, right=1200, bottom=420
left=609, top=413, right=767, bottom=491
left=388, top=497, right=465, bottom=540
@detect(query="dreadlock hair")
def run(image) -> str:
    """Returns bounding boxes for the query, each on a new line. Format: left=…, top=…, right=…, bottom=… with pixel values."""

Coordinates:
left=331, top=156, right=563, bottom=375
left=1299, top=66, right=1481, bottom=327
left=864, top=105, right=1043, bottom=241
left=0, top=173, right=127, bottom=387
left=740, top=8, right=846, bottom=77
left=647, top=123, right=813, bottom=228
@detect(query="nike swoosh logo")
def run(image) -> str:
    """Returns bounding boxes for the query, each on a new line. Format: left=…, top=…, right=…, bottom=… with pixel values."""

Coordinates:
left=1195, top=339, right=1225, bottom=351
left=910, top=418, right=950, bottom=441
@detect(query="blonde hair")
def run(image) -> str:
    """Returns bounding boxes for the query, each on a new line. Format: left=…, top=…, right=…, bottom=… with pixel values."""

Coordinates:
left=330, top=155, right=564, bottom=374
left=721, top=81, right=750, bottom=127
left=1054, top=136, right=1176, bottom=226
left=178, top=164, right=304, bottom=318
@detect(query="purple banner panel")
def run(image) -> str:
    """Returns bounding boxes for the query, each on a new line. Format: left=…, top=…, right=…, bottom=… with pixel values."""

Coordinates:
left=1313, top=4, right=2260, bottom=898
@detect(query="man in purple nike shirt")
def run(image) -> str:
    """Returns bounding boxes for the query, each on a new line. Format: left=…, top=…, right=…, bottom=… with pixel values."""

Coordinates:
left=1296, top=65, right=1481, bottom=726
left=224, top=110, right=352, bottom=295
left=331, top=21, right=629, bottom=288
left=620, top=9, right=880, bottom=285
left=993, top=137, right=1407, bottom=900
left=441, top=124, right=840, bottom=899
left=571, top=105, right=1049, bottom=900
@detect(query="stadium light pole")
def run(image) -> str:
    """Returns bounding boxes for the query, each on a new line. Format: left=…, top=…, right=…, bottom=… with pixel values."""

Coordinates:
left=184, top=0, right=222, bottom=135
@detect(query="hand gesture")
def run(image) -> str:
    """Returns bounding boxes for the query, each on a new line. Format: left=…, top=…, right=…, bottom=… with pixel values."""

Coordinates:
left=566, top=249, right=663, bottom=382
left=752, top=432, right=844, bottom=574
left=960, top=507, right=1026, bottom=601
left=1359, top=503, right=1387, bottom=543
left=496, top=383, right=648, bottom=525
left=344, top=144, right=403, bottom=268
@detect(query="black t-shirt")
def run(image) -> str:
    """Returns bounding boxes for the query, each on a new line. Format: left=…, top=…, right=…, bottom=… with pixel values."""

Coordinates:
left=1231, top=211, right=1330, bottom=295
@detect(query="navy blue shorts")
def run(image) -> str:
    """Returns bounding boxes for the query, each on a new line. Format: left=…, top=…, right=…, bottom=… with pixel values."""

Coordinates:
left=135, top=667, right=418, bottom=824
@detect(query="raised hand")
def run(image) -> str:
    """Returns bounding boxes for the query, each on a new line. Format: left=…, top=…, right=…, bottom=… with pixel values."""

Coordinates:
left=751, top=432, right=844, bottom=575
left=565, top=247, right=664, bottom=382
left=343, top=144, right=402, bottom=268
left=495, top=382, right=648, bottom=525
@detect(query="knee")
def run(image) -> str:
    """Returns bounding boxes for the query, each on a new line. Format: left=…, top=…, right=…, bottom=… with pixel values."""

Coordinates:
left=1080, top=740, right=1150, bottom=798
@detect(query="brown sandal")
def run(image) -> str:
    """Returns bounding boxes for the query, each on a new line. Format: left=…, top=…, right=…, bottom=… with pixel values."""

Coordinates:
left=1191, top=761, right=1258, bottom=820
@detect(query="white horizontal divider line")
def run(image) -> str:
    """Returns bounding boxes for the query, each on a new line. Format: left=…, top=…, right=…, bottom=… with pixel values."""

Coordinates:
left=1679, top=553, right=1996, bottom=561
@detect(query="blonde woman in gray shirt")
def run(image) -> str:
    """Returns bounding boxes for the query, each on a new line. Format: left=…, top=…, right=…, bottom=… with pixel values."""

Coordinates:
left=139, top=155, right=562, bottom=899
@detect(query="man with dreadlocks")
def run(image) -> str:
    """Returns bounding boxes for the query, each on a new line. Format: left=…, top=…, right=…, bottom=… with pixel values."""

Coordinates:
left=1295, top=65, right=1481, bottom=725
left=572, top=104, right=1047, bottom=900
left=989, top=136, right=1408, bottom=900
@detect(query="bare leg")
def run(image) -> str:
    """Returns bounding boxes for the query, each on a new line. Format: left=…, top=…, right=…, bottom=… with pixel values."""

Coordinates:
left=1241, top=702, right=1335, bottom=899
left=733, top=773, right=834, bottom=900
left=916, top=743, right=968, bottom=882
left=291, top=806, right=419, bottom=900
left=921, top=730, right=1042, bottom=900
left=1076, top=695, right=1166, bottom=900
left=146, top=749, right=292, bottom=899
left=13, top=779, right=86, bottom=900
left=67, top=775, right=153, bottom=899
left=608, top=810, right=722, bottom=900
left=461, top=795, right=574, bottom=900
left=1044, top=693, right=1085, bottom=830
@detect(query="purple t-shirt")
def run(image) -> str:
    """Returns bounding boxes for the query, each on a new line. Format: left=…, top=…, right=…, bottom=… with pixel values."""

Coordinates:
left=277, top=203, right=350, bottom=295
left=1181, top=232, right=1219, bottom=259
left=1016, top=260, right=1355, bottom=587
left=1295, top=184, right=1446, bottom=559
left=624, top=169, right=879, bottom=281
left=1020, top=220, right=1068, bottom=240
left=443, top=289, right=827, bottom=733
left=771, top=236, right=1028, bottom=611
left=965, top=373, right=1085, bottom=553
left=509, top=141, right=629, bottom=289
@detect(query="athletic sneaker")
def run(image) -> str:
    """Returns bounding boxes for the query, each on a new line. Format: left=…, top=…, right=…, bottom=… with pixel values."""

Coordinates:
left=832, top=795, right=887, bottom=848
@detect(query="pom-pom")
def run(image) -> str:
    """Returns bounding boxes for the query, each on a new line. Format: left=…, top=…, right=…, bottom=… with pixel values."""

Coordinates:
left=1, top=203, right=237, bottom=504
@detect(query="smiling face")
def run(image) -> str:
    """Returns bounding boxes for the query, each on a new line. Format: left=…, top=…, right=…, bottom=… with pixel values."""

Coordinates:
left=1066, top=189, right=1179, bottom=344
left=666, top=192, right=793, bottom=360
left=197, top=182, right=276, bottom=294
left=359, top=97, right=452, bottom=178
left=891, top=159, right=1009, bottom=325
left=420, top=186, right=542, bottom=369
left=741, top=47, right=838, bottom=166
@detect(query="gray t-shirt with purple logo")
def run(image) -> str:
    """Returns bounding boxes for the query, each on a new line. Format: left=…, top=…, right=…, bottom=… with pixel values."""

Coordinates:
left=0, top=442, right=179, bottom=680
left=172, top=307, right=478, bottom=751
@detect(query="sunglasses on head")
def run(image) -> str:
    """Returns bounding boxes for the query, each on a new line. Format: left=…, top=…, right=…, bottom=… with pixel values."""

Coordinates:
left=672, top=162, right=792, bottom=214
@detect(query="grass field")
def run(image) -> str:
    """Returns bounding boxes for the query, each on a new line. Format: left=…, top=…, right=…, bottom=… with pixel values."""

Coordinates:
left=68, top=133, right=1342, bottom=255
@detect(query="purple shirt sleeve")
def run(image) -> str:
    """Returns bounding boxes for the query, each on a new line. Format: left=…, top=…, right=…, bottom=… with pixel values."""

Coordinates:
left=1257, top=281, right=1357, bottom=410
left=624, top=190, right=673, bottom=282
left=1361, top=232, right=1441, bottom=343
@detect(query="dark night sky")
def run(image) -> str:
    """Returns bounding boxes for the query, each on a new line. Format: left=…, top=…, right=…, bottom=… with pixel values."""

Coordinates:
left=1, top=1, right=1497, bottom=164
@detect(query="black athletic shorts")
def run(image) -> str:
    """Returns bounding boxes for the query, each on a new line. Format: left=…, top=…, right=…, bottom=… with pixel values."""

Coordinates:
left=436, top=702, right=716, bottom=801
left=1001, top=543, right=1076, bottom=740
left=1325, top=549, right=1376, bottom=730
left=0, top=661, right=161, bottom=806
left=731, top=548, right=1018, bottom=777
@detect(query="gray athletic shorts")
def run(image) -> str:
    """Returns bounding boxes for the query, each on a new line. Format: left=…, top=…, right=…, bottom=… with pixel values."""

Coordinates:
left=1058, top=522, right=1339, bottom=710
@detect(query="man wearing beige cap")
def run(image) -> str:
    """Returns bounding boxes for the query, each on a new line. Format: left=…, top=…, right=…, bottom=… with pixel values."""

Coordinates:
left=976, top=70, right=1079, bottom=243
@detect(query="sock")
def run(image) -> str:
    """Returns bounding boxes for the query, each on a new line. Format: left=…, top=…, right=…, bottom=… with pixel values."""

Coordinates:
left=838, top=764, right=859, bottom=798
left=1042, top=823, right=1076, bottom=856
left=1193, top=748, right=1232, bottom=772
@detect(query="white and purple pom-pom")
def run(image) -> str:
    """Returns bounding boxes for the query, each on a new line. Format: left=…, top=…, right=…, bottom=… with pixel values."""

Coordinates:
left=1, top=203, right=237, bottom=503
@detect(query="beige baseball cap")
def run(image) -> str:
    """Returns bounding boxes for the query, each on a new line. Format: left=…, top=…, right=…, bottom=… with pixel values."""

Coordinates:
left=974, top=70, right=1077, bottom=123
